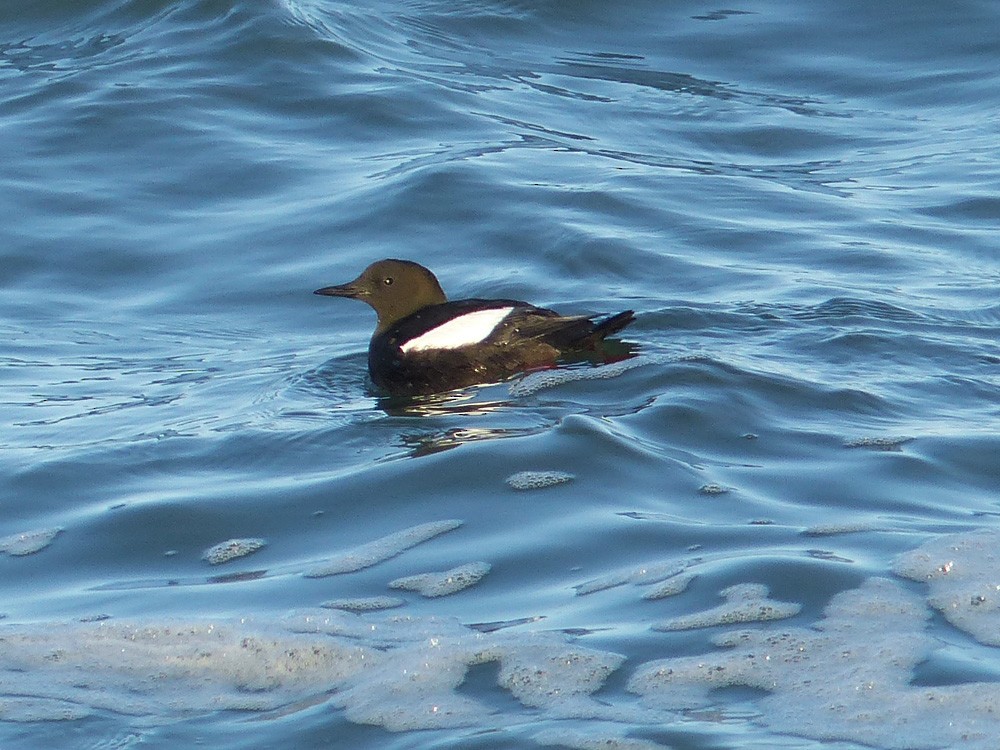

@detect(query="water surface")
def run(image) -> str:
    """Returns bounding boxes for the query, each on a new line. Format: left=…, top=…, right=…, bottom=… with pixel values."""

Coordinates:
left=2, top=1, right=999, bottom=747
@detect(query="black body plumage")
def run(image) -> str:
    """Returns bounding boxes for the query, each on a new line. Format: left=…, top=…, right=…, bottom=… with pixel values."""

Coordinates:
left=315, top=259, right=635, bottom=396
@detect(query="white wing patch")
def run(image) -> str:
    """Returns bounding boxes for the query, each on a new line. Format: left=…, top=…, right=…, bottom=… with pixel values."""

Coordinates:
left=400, top=307, right=514, bottom=353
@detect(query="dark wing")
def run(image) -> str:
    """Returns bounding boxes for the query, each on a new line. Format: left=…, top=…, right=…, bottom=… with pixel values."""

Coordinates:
left=494, top=307, right=635, bottom=350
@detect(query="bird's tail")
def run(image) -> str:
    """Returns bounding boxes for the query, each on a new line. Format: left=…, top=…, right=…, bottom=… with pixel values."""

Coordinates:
left=590, top=310, right=635, bottom=341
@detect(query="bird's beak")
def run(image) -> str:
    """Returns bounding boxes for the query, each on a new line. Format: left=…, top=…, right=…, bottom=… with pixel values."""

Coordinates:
left=313, top=281, right=367, bottom=298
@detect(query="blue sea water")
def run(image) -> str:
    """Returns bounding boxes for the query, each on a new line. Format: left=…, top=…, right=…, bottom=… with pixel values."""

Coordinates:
left=2, top=0, right=999, bottom=747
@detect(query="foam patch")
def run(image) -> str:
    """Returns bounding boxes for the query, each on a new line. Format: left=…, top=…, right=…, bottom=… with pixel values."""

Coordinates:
left=844, top=436, right=913, bottom=451
left=652, top=583, right=801, bottom=631
left=0, top=617, right=374, bottom=719
left=202, top=537, right=266, bottom=565
left=506, top=471, right=574, bottom=490
left=574, top=560, right=690, bottom=596
left=493, top=631, right=627, bottom=709
left=698, top=483, right=730, bottom=495
left=631, top=577, right=1000, bottom=748
left=533, top=727, right=665, bottom=750
left=304, top=520, right=462, bottom=577
left=0, top=696, right=89, bottom=722
left=0, top=527, right=62, bottom=556
left=802, top=521, right=878, bottom=536
left=389, top=562, right=491, bottom=597
left=2, top=530, right=1000, bottom=748
left=320, top=597, right=406, bottom=612
left=893, top=529, right=1000, bottom=646
left=642, top=571, right=697, bottom=600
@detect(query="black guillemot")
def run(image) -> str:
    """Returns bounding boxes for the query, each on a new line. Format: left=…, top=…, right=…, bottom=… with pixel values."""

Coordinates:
left=314, top=259, right=636, bottom=396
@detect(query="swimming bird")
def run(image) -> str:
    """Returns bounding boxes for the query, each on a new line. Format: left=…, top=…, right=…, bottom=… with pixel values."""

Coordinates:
left=314, top=259, right=635, bottom=396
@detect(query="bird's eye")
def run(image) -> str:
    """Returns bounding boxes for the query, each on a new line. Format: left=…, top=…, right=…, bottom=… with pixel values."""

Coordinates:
left=383, top=277, right=394, bottom=286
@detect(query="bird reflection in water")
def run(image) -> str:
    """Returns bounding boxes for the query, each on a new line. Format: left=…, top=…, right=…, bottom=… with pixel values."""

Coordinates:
left=378, top=385, right=532, bottom=456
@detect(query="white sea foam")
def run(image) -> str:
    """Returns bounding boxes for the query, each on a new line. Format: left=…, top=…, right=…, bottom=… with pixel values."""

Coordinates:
left=2, top=530, right=1000, bottom=748
left=698, top=483, right=730, bottom=495
left=631, top=576, right=1000, bottom=749
left=844, top=435, right=914, bottom=451
left=320, top=596, right=406, bottom=612
left=0, top=696, right=90, bottom=722
left=506, top=470, right=574, bottom=490
left=893, top=529, right=1000, bottom=646
left=533, top=727, right=666, bottom=750
left=0, top=527, right=62, bottom=556
left=388, top=561, right=491, bottom=597
left=202, top=537, right=266, bottom=565
left=641, top=571, right=697, bottom=600
left=802, top=520, right=878, bottom=536
left=652, top=583, right=801, bottom=631
left=0, top=617, right=374, bottom=720
left=493, top=631, right=626, bottom=710
left=304, top=520, right=462, bottom=577
left=574, top=560, right=690, bottom=596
